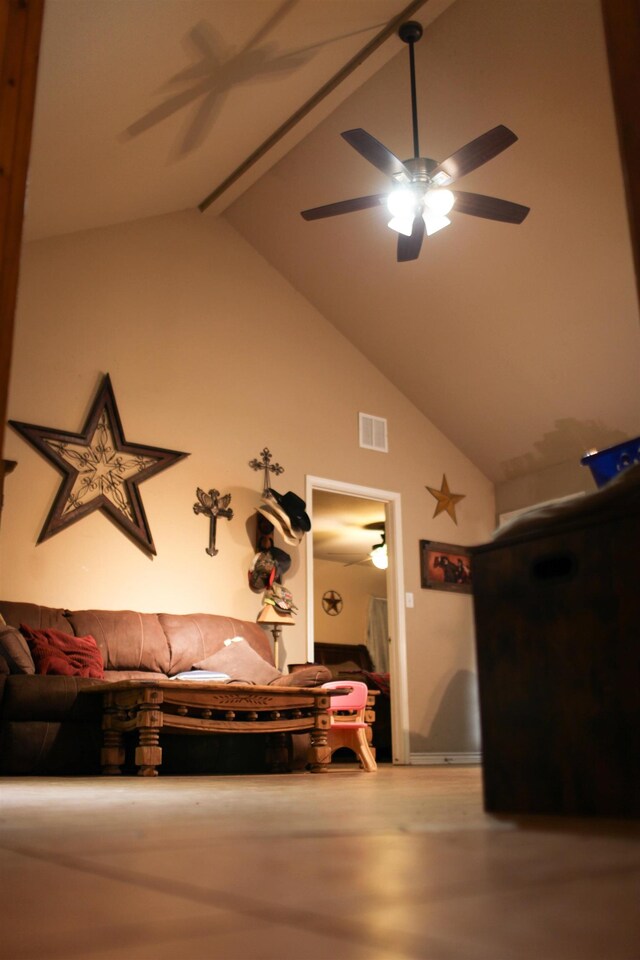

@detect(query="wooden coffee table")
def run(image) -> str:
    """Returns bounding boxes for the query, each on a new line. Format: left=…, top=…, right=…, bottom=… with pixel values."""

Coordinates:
left=90, top=679, right=348, bottom=776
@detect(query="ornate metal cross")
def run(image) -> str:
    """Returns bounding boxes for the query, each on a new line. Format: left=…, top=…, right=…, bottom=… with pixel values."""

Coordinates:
left=193, top=488, right=233, bottom=556
left=248, top=447, right=284, bottom=499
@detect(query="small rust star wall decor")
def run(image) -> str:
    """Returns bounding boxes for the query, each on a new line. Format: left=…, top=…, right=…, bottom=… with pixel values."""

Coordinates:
left=426, top=474, right=466, bottom=524
left=10, top=374, right=189, bottom=555
left=322, top=590, right=343, bottom=616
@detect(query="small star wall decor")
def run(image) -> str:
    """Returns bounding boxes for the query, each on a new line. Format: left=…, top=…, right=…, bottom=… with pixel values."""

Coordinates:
left=322, top=590, right=343, bottom=616
left=10, top=374, right=189, bottom=555
left=426, top=474, right=466, bottom=525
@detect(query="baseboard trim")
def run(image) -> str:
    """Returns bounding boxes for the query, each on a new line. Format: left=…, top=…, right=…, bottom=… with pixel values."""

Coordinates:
left=410, top=752, right=482, bottom=766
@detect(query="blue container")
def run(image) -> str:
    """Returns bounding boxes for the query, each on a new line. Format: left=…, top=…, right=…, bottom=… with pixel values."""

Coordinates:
left=581, top=437, right=640, bottom=488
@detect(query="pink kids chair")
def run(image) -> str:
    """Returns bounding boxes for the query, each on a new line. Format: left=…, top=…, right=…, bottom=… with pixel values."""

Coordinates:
left=322, top=680, right=377, bottom=772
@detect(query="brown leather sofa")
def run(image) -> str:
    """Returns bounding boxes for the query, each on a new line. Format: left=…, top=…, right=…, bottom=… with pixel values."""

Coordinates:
left=0, top=600, right=282, bottom=775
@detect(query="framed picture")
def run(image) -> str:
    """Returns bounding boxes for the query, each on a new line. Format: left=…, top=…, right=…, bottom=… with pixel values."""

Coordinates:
left=420, top=540, right=472, bottom=594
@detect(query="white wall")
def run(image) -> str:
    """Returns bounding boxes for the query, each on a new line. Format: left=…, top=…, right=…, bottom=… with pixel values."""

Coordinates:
left=2, top=208, right=495, bottom=751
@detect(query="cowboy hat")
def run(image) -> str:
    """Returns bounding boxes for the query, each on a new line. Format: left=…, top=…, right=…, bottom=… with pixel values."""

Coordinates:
left=268, top=489, right=311, bottom=533
left=257, top=500, right=301, bottom=546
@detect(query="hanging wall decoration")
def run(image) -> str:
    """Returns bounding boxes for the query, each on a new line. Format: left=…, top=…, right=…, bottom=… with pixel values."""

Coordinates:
left=425, top=474, right=465, bottom=524
left=249, top=447, right=284, bottom=500
left=193, top=488, right=233, bottom=556
left=322, top=590, right=343, bottom=616
left=420, top=540, right=472, bottom=594
left=9, top=373, right=189, bottom=555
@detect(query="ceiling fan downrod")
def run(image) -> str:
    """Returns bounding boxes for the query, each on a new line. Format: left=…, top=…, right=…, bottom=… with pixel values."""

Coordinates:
left=399, top=21, right=423, bottom=161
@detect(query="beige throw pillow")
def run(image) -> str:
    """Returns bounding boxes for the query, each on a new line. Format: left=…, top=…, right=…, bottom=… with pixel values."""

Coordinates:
left=0, top=625, right=36, bottom=674
left=194, top=639, right=281, bottom=686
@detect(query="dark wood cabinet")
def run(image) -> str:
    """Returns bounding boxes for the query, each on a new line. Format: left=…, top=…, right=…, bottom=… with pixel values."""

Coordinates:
left=471, top=467, right=640, bottom=817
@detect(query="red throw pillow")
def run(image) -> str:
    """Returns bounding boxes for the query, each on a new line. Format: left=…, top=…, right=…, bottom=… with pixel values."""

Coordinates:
left=20, top=625, right=104, bottom=679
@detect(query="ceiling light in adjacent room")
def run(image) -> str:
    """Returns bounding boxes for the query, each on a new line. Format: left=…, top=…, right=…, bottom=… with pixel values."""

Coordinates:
left=371, top=541, right=388, bottom=570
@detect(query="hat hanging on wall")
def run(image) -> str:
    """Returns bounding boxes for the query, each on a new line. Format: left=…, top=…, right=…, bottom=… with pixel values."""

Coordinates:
left=268, top=489, right=311, bottom=533
left=257, top=488, right=311, bottom=547
left=248, top=547, right=291, bottom=592
left=257, top=499, right=301, bottom=546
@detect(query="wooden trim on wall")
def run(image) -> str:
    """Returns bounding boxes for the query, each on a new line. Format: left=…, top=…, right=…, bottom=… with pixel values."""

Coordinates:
left=600, top=0, right=640, bottom=308
left=0, top=0, right=45, bottom=467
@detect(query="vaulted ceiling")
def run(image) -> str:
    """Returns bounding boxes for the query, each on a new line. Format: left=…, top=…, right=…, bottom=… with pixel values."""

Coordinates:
left=24, top=0, right=640, bottom=487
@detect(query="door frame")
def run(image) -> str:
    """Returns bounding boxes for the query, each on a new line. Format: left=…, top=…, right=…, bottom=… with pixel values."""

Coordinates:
left=305, top=475, right=410, bottom=764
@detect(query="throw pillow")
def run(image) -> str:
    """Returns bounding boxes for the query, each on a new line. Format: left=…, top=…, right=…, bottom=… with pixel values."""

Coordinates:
left=0, top=625, right=36, bottom=674
left=20, top=625, right=104, bottom=678
left=194, top=639, right=281, bottom=686
left=270, top=664, right=332, bottom=687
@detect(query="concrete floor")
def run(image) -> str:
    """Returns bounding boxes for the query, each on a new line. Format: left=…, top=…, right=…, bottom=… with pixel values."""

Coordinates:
left=0, top=765, right=638, bottom=960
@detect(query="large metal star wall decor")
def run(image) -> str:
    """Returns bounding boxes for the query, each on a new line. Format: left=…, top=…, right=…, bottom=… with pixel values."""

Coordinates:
left=9, top=374, right=189, bottom=555
left=426, top=475, right=466, bottom=525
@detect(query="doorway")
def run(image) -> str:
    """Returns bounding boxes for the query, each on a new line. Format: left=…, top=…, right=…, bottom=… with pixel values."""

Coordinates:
left=305, top=476, right=409, bottom=764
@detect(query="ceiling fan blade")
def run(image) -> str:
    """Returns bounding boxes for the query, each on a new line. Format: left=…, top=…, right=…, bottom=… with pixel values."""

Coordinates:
left=301, top=194, right=386, bottom=221
left=429, top=125, right=518, bottom=186
left=453, top=191, right=530, bottom=223
left=397, top=216, right=425, bottom=262
left=341, top=128, right=412, bottom=181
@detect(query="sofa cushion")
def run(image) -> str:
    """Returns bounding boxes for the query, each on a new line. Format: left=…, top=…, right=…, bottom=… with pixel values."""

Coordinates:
left=102, top=670, right=168, bottom=682
left=194, top=639, right=281, bottom=685
left=66, top=610, right=170, bottom=673
left=160, top=613, right=274, bottom=675
left=0, top=625, right=36, bottom=674
left=20, top=626, right=105, bottom=679
left=1, top=674, right=106, bottom=721
left=0, top=601, right=72, bottom=634
left=270, top=665, right=332, bottom=687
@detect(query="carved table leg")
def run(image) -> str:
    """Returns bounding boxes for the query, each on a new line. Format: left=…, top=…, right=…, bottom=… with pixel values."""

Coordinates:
left=135, top=706, right=163, bottom=776
left=101, top=719, right=125, bottom=775
left=266, top=732, right=291, bottom=773
left=308, top=702, right=331, bottom=773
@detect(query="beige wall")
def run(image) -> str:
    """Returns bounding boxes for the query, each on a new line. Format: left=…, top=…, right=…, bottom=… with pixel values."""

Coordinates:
left=313, top=557, right=385, bottom=652
left=2, top=208, right=495, bottom=751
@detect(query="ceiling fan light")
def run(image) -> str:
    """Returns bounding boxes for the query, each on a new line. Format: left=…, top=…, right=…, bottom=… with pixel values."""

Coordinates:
left=423, top=212, right=451, bottom=236
left=424, top=188, right=455, bottom=216
left=386, top=186, right=418, bottom=219
left=370, top=542, right=388, bottom=570
left=388, top=215, right=415, bottom=236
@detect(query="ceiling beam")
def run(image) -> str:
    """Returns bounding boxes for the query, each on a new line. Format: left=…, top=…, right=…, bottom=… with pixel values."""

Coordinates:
left=198, top=0, right=430, bottom=213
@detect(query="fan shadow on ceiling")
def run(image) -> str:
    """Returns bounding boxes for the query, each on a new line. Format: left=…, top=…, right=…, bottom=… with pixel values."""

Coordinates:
left=123, top=1, right=386, bottom=159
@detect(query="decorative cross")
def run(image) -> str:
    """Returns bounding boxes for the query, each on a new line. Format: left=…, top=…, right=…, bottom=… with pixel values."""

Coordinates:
left=248, top=447, right=284, bottom=499
left=193, top=488, right=233, bottom=556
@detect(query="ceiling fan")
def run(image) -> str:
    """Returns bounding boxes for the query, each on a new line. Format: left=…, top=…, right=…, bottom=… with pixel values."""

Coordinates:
left=340, top=521, right=387, bottom=569
left=300, top=21, right=530, bottom=262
